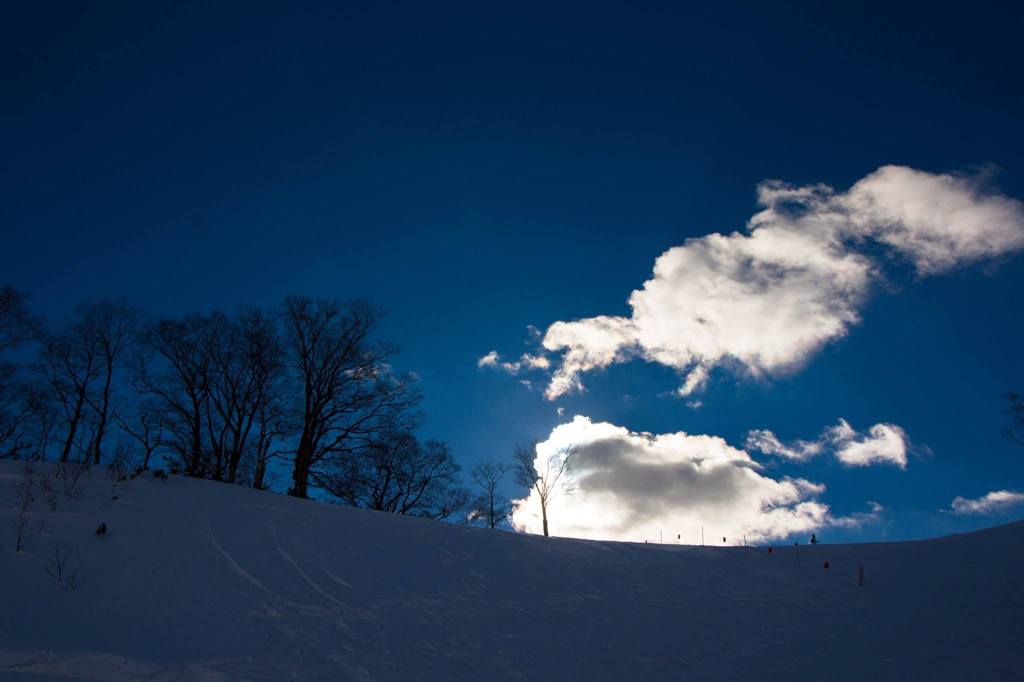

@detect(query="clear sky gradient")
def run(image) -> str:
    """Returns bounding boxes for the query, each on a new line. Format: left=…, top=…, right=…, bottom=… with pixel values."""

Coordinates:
left=3, top=1, right=1023, bottom=541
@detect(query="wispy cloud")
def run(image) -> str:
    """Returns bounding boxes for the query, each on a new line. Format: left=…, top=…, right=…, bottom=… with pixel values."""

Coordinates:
left=744, top=429, right=824, bottom=462
left=746, top=419, right=913, bottom=469
left=949, top=490, right=1024, bottom=515
left=477, top=350, right=550, bottom=374
left=490, top=166, right=1024, bottom=400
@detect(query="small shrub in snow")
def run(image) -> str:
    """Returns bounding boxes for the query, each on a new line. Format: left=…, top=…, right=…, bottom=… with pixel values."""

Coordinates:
left=105, top=466, right=129, bottom=484
left=152, top=469, right=168, bottom=481
left=38, top=470, right=58, bottom=511
left=95, top=522, right=108, bottom=536
left=60, top=462, right=88, bottom=500
left=10, top=503, right=44, bottom=553
left=10, top=472, right=44, bottom=553
left=45, top=544, right=74, bottom=582
left=107, top=445, right=130, bottom=481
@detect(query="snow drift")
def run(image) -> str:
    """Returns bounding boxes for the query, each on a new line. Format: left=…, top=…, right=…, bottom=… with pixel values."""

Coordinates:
left=0, top=461, right=1021, bottom=681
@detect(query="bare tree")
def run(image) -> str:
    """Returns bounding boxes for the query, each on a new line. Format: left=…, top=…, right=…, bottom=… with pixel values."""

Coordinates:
left=203, top=309, right=285, bottom=483
left=0, top=286, right=41, bottom=459
left=133, top=316, right=212, bottom=477
left=283, top=297, right=420, bottom=498
left=325, top=430, right=468, bottom=519
left=45, top=543, right=74, bottom=582
left=0, top=383, right=46, bottom=459
left=0, top=286, right=39, bottom=355
left=237, top=308, right=287, bottom=485
left=512, top=443, right=576, bottom=537
left=80, top=302, right=138, bottom=465
left=433, top=485, right=471, bottom=523
left=39, top=317, right=103, bottom=463
left=11, top=464, right=43, bottom=552
left=249, top=357, right=290, bottom=490
left=114, top=401, right=165, bottom=471
left=470, top=461, right=509, bottom=529
left=58, top=460, right=88, bottom=500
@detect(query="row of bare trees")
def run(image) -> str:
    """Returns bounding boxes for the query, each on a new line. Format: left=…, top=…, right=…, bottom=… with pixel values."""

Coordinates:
left=0, top=287, right=476, bottom=520
left=0, top=284, right=580, bottom=531
left=0, top=286, right=44, bottom=458
left=130, top=308, right=286, bottom=486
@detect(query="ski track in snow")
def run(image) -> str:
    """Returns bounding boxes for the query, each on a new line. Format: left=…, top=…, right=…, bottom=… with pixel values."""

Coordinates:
left=269, top=525, right=354, bottom=616
left=320, top=561, right=354, bottom=589
left=207, top=522, right=273, bottom=597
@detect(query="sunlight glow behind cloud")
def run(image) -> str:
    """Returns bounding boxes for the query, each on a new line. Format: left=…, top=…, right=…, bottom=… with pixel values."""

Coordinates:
left=510, top=416, right=886, bottom=543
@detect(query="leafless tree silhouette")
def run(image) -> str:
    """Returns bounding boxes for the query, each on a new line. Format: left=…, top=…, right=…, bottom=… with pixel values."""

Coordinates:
left=512, top=443, right=576, bottom=537
left=469, top=461, right=509, bottom=529
left=282, top=297, right=419, bottom=499
left=80, top=302, right=138, bottom=465
left=324, top=429, right=467, bottom=519
left=114, top=401, right=165, bottom=471
left=0, top=286, right=42, bottom=459
left=39, top=314, right=103, bottom=463
left=133, top=315, right=212, bottom=477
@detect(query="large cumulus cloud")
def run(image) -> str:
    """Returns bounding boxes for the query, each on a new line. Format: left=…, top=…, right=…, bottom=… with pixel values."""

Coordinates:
left=482, top=166, right=1024, bottom=399
left=510, top=416, right=883, bottom=543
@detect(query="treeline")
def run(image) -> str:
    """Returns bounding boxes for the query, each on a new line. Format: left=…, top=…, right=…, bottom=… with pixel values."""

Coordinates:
left=0, top=285, right=507, bottom=524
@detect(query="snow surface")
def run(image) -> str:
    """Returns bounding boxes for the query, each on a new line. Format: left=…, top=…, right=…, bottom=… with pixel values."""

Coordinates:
left=1, top=460, right=1021, bottom=681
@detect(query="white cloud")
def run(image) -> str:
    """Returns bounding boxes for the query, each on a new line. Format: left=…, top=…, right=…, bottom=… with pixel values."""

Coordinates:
left=745, top=429, right=823, bottom=461
left=543, top=316, right=637, bottom=399
left=829, top=420, right=908, bottom=469
left=842, top=166, right=1024, bottom=274
left=746, top=418, right=911, bottom=469
left=477, top=351, right=501, bottom=368
left=511, top=415, right=883, bottom=543
left=949, top=490, right=1024, bottom=515
left=530, top=166, right=1024, bottom=399
left=477, top=351, right=550, bottom=374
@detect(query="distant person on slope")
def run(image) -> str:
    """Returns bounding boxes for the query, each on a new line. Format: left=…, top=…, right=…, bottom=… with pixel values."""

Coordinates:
left=810, top=534, right=818, bottom=545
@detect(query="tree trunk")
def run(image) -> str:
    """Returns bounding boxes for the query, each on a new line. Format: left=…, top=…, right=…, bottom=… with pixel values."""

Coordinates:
left=226, top=423, right=246, bottom=484
left=291, top=455, right=309, bottom=498
left=541, top=502, right=549, bottom=537
left=253, top=452, right=266, bottom=490
left=290, top=435, right=312, bottom=498
left=189, top=402, right=203, bottom=477
left=59, top=393, right=86, bottom=463
left=488, top=490, right=499, bottom=529
left=91, top=364, right=114, bottom=465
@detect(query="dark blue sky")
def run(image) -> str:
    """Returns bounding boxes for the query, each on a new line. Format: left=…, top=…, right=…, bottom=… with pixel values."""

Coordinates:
left=3, top=1, right=1023, bottom=540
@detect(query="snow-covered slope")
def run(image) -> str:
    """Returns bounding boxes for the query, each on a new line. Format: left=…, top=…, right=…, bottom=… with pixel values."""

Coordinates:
left=1, top=461, right=1021, bottom=681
